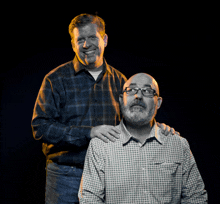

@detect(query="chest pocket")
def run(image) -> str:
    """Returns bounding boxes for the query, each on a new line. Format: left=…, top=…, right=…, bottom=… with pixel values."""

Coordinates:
left=148, top=160, right=182, bottom=200
left=154, top=161, right=180, bottom=174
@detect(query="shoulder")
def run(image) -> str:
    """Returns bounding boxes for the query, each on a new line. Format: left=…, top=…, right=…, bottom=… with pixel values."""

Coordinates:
left=90, top=137, right=112, bottom=149
left=45, top=61, right=73, bottom=80
left=88, top=138, right=106, bottom=157
left=89, top=135, right=121, bottom=154
left=165, top=133, right=191, bottom=153
left=107, top=64, right=127, bottom=81
left=166, top=133, right=189, bottom=145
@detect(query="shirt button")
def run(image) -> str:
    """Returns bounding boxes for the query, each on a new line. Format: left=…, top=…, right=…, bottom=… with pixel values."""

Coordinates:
left=142, top=167, right=145, bottom=171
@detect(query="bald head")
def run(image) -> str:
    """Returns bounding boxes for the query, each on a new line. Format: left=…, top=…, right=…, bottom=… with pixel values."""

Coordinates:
left=119, top=73, right=162, bottom=129
left=123, top=73, right=160, bottom=96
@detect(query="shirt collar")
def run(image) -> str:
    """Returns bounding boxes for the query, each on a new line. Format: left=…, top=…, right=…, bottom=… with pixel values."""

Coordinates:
left=72, top=56, right=112, bottom=75
left=119, top=119, right=166, bottom=145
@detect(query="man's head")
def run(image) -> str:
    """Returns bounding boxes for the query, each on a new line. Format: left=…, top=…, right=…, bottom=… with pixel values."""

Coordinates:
left=119, top=73, right=162, bottom=127
left=69, top=14, right=108, bottom=68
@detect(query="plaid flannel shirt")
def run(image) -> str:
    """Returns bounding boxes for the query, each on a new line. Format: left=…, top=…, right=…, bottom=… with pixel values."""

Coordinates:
left=31, top=57, right=127, bottom=165
left=79, top=120, right=208, bottom=203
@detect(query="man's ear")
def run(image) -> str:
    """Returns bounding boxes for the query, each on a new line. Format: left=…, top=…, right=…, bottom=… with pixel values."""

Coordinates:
left=104, top=34, right=108, bottom=47
left=157, top=97, right=163, bottom=109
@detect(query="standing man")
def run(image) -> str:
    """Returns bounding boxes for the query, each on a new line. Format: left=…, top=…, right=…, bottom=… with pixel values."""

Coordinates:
left=79, top=73, right=208, bottom=203
left=32, top=14, right=176, bottom=204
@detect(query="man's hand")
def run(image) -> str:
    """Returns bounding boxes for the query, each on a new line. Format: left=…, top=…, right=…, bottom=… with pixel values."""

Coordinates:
left=157, top=122, right=180, bottom=136
left=90, top=125, right=121, bottom=143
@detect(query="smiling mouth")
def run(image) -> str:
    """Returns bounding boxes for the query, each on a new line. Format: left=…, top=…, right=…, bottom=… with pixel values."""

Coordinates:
left=84, top=50, right=96, bottom=55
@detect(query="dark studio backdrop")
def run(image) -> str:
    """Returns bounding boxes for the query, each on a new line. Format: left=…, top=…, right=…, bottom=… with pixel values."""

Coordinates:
left=1, top=3, right=219, bottom=204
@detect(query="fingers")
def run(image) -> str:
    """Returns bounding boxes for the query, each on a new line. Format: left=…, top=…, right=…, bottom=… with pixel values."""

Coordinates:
left=90, top=125, right=121, bottom=143
left=171, top=128, right=175, bottom=135
left=164, top=125, right=171, bottom=136
left=95, top=133, right=109, bottom=143
left=158, top=122, right=180, bottom=136
left=108, top=127, right=120, bottom=139
left=158, top=122, right=167, bottom=134
left=158, top=123, right=173, bottom=136
left=101, top=132, right=116, bottom=143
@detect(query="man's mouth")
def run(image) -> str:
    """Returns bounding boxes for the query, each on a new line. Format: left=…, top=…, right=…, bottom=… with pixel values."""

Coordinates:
left=84, top=50, right=96, bottom=55
left=131, top=105, right=144, bottom=108
left=130, top=104, right=146, bottom=112
left=130, top=102, right=146, bottom=109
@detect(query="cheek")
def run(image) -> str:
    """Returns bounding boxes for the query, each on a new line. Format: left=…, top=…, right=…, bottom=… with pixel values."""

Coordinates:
left=72, top=43, right=80, bottom=52
left=123, top=96, right=128, bottom=106
left=123, top=95, right=133, bottom=107
left=97, top=39, right=105, bottom=51
left=145, top=100, right=156, bottom=112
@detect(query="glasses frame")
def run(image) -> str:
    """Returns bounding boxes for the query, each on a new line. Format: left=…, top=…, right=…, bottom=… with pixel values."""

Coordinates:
left=123, top=86, right=158, bottom=98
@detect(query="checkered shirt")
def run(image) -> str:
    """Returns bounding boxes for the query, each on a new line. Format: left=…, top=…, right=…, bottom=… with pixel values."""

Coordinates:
left=31, top=57, right=127, bottom=165
left=79, top=120, right=208, bottom=203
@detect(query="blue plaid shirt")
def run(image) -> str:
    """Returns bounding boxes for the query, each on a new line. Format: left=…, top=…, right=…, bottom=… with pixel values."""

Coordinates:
left=31, top=57, right=127, bottom=166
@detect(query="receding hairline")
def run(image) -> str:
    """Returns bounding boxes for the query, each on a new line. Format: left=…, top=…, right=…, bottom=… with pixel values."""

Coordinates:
left=69, top=13, right=106, bottom=39
left=124, top=73, right=160, bottom=96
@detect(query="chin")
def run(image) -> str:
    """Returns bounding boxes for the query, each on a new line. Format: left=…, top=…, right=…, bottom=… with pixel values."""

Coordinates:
left=124, top=115, right=149, bottom=127
left=85, top=56, right=96, bottom=62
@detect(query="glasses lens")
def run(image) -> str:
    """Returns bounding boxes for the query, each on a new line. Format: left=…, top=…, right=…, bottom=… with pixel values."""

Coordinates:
left=142, top=88, right=154, bottom=96
left=125, top=87, right=156, bottom=97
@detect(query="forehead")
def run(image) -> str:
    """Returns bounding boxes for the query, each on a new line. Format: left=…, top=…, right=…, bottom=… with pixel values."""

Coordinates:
left=127, top=74, right=153, bottom=87
left=73, top=23, right=98, bottom=37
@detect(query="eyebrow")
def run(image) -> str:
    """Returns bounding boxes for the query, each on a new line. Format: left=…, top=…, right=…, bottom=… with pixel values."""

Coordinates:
left=78, top=34, right=97, bottom=40
left=129, top=83, right=152, bottom=88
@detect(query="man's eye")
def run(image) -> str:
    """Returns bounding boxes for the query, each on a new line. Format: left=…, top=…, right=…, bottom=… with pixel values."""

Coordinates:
left=78, top=38, right=85, bottom=43
left=130, top=88, right=136, bottom=92
left=142, top=89, right=149, bottom=93
left=143, top=89, right=151, bottom=93
left=89, top=36, right=97, bottom=40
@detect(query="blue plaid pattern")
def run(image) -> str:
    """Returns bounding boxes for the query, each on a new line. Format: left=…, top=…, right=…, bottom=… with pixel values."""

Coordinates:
left=79, top=120, right=208, bottom=203
left=32, top=57, right=127, bottom=165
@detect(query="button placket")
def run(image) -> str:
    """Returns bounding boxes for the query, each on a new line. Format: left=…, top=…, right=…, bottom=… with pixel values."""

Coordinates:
left=140, top=145, right=150, bottom=202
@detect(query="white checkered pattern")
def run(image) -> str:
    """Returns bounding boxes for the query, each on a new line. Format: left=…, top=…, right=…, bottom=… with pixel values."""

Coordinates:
left=79, top=120, right=208, bottom=203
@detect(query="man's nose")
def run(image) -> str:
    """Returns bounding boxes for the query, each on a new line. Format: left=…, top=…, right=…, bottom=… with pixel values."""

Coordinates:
left=83, top=39, right=92, bottom=48
left=134, top=89, right=143, bottom=99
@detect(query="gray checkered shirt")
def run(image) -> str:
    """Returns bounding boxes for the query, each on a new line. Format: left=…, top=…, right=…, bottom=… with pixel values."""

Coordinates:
left=79, top=120, right=208, bottom=203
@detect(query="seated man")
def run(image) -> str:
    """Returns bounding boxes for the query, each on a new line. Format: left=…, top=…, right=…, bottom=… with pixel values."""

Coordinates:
left=78, top=73, right=208, bottom=203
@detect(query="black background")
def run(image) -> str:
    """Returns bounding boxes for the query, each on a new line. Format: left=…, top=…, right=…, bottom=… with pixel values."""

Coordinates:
left=1, top=2, right=219, bottom=203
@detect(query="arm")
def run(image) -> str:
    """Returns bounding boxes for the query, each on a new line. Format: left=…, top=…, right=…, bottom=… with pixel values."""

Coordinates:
left=78, top=139, right=105, bottom=203
left=31, top=76, right=91, bottom=148
left=181, top=138, right=208, bottom=203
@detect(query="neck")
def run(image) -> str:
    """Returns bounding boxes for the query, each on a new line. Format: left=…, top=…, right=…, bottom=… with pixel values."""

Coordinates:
left=124, top=119, right=155, bottom=144
left=84, top=57, right=104, bottom=72
left=85, top=63, right=103, bottom=72
left=75, top=55, right=104, bottom=72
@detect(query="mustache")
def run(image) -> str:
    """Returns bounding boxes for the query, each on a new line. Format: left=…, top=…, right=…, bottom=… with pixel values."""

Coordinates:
left=130, top=100, right=147, bottom=109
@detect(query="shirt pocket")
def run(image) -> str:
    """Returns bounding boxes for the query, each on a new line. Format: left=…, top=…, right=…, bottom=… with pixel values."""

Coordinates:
left=148, top=160, right=181, bottom=200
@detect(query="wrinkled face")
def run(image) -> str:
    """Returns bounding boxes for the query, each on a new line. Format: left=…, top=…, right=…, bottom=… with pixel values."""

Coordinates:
left=71, top=23, right=107, bottom=68
left=120, top=74, right=162, bottom=127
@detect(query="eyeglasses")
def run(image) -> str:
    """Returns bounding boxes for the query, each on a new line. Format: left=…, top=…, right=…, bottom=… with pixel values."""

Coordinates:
left=123, top=87, right=158, bottom=98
